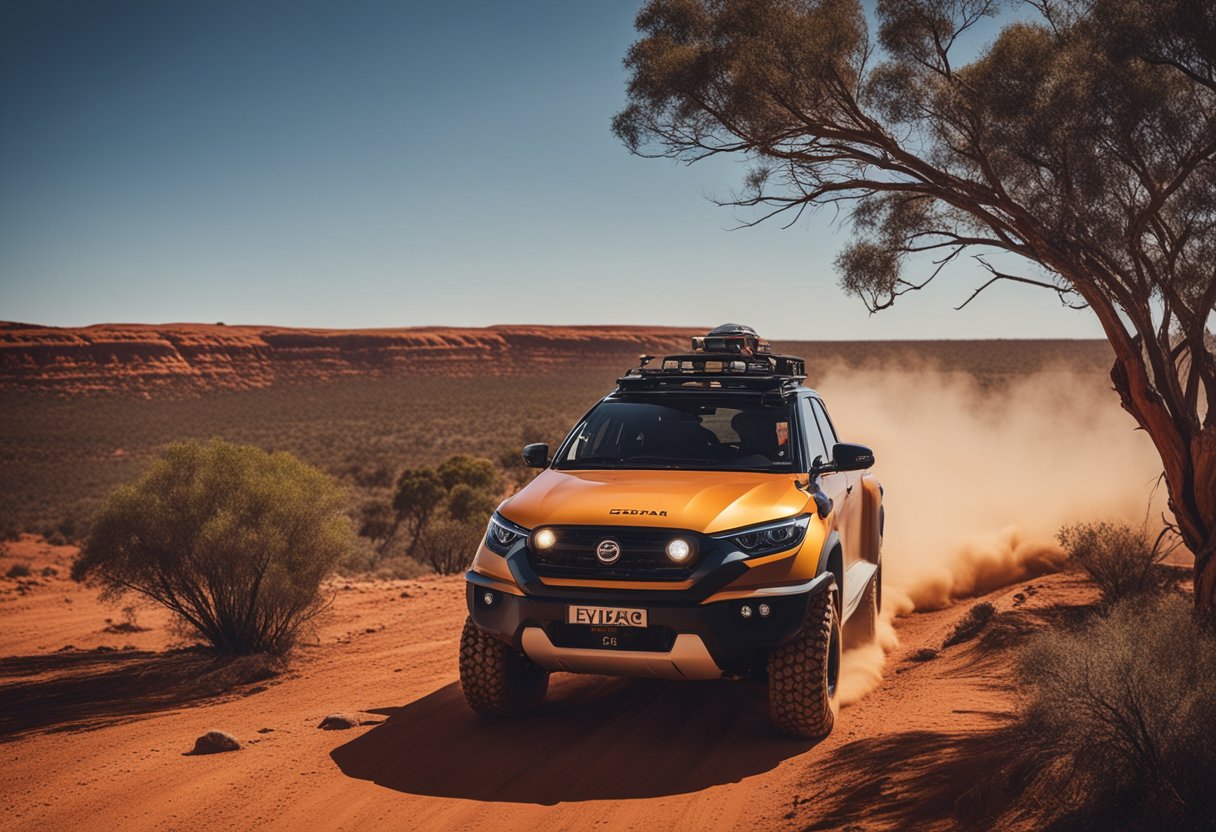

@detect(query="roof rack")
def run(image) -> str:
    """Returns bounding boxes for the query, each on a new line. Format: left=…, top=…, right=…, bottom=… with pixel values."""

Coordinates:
left=615, top=324, right=806, bottom=396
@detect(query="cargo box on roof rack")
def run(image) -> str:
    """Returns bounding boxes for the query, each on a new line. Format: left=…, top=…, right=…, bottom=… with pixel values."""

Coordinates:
left=616, top=323, right=806, bottom=394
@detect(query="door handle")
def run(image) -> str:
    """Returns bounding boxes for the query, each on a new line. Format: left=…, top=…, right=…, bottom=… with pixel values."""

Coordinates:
left=846, top=485, right=854, bottom=495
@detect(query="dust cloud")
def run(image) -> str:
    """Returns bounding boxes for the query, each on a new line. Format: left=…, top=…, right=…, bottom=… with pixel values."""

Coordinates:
left=820, top=363, right=1166, bottom=706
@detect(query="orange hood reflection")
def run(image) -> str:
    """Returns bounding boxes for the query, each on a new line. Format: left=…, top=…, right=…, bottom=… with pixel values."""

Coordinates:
left=500, top=468, right=810, bottom=534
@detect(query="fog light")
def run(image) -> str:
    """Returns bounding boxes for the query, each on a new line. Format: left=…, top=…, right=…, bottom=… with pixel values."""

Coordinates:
left=740, top=604, right=753, bottom=619
left=534, top=529, right=556, bottom=550
left=758, top=603, right=771, bottom=618
left=665, top=538, right=691, bottom=563
left=481, top=591, right=495, bottom=607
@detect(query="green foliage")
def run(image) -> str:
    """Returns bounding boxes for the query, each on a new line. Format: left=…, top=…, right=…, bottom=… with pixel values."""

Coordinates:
left=1016, top=594, right=1216, bottom=829
left=447, top=483, right=499, bottom=524
left=1059, top=521, right=1177, bottom=606
left=436, top=455, right=500, bottom=493
left=72, top=439, right=353, bottom=655
left=387, top=454, right=500, bottom=570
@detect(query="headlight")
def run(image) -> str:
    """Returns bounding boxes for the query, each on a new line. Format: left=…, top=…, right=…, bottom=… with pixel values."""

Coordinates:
left=665, top=537, right=692, bottom=563
left=717, top=515, right=810, bottom=557
left=485, top=513, right=529, bottom=555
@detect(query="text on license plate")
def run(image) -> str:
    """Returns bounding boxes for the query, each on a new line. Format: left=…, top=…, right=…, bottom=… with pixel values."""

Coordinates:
left=567, top=605, right=648, bottom=627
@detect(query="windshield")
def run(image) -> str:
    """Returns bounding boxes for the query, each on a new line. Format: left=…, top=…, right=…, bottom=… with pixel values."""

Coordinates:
left=555, top=397, right=799, bottom=472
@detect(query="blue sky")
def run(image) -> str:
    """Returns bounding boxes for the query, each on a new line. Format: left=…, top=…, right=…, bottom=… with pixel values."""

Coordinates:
left=0, top=0, right=1103, bottom=340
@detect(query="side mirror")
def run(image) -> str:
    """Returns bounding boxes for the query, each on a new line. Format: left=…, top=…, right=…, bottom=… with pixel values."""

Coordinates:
left=831, top=442, right=875, bottom=472
left=522, top=443, right=550, bottom=469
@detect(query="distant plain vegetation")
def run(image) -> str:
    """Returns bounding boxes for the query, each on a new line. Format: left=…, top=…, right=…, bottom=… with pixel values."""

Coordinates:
left=0, top=339, right=1112, bottom=542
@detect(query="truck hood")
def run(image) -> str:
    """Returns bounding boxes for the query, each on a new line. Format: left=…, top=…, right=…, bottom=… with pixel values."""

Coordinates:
left=499, top=468, right=811, bottom=535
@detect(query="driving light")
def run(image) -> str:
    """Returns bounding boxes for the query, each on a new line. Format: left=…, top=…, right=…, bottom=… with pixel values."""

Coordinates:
left=534, top=528, right=556, bottom=550
left=481, top=591, right=495, bottom=607
left=666, top=538, right=691, bottom=563
left=740, top=604, right=753, bottom=619
left=758, top=603, right=771, bottom=618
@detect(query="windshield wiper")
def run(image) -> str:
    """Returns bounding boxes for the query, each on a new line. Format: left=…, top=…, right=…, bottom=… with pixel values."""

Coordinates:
left=561, top=454, right=712, bottom=469
left=624, top=455, right=709, bottom=465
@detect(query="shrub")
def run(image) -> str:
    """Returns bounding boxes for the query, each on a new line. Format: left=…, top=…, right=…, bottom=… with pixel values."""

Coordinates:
left=415, top=516, right=485, bottom=575
left=335, top=536, right=433, bottom=579
left=72, top=439, right=353, bottom=655
left=943, top=601, right=995, bottom=647
left=1058, top=521, right=1176, bottom=605
left=436, top=455, right=500, bottom=493
left=5, top=562, right=31, bottom=579
left=385, top=455, right=502, bottom=560
left=357, top=498, right=397, bottom=552
left=446, top=483, right=498, bottom=524
left=1016, top=595, right=1216, bottom=830
left=391, top=467, right=445, bottom=557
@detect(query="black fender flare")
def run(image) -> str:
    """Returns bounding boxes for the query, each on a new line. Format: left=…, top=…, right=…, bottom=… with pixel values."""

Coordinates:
left=814, top=529, right=844, bottom=618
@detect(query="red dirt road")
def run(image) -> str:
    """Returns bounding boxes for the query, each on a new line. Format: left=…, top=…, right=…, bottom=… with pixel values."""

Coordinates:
left=0, top=537, right=1088, bottom=831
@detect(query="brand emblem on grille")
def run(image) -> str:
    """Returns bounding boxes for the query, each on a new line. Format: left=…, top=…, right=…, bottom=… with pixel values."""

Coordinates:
left=595, top=539, right=622, bottom=564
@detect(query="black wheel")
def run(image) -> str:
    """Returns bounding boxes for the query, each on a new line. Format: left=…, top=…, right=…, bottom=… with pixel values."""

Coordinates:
left=767, top=586, right=841, bottom=739
left=459, top=617, right=549, bottom=716
left=843, top=568, right=880, bottom=650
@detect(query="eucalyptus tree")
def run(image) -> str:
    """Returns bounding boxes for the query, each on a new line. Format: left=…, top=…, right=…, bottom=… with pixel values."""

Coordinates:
left=615, top=0, right=1216, bottom=605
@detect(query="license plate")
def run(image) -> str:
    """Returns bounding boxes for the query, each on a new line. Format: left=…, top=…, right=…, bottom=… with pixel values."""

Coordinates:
left=567, top=605, right=648, bottom=627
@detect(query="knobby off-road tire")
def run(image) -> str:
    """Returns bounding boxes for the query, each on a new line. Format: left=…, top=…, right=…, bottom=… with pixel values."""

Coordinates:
left=459, top=617, right=549, bottom=716
left=843, top=567, right=880, bottom=650
left=767, top=586, right=841, bottom=739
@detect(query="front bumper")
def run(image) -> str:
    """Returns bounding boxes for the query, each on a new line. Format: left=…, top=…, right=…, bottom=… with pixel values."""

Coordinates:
left=465, top=571, right=832, bottom=680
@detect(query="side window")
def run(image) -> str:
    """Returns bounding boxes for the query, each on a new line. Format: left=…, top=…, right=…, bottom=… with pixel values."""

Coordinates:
left=811, top=399, right=839, bottom=454
left=800, top=398, right=829, bottom=466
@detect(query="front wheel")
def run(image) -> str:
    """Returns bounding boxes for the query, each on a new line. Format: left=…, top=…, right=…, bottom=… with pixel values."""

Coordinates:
left=459, top=617, right=549, bottom=716
left=767, top=586, right=841, bottom=739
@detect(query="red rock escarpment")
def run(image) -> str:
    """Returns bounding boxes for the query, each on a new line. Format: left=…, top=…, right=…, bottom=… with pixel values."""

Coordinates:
left=0, top=322, right=699, bottom=393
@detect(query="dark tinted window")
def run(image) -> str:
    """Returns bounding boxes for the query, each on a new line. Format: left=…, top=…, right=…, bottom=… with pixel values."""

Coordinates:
left=557, top=397, right=798, bottom=472
left=800, top=398, right=829, bottom=465
left=810, top=398, right=838, bottom=457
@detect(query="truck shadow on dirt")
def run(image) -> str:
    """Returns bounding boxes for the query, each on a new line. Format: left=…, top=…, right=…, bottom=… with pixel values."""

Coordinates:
left=331, top=674, right=816, bottom=803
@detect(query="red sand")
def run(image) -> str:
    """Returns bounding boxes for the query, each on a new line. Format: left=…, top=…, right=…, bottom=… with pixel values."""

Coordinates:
left=0, top=535, right=1092, bottom=831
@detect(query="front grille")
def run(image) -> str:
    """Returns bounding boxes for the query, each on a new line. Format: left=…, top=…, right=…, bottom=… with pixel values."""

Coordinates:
left=528, top=526, right=701, bottom=580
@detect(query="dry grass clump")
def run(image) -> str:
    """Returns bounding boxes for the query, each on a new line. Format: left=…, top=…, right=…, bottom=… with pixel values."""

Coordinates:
left=943, top=602, right=996, bottom=647
left=5, top=562, right=32, bottom=579
left=1014, top=594, right=1216, bottom=831
left=1058, top=520, right=1177, bottom=606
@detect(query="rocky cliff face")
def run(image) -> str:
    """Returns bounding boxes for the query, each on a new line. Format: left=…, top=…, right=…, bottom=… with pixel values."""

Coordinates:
left=0, top=322, right=699, bottom=394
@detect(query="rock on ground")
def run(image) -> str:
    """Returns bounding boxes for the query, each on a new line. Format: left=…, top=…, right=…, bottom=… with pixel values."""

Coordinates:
left=190, top=731, right=241, bottom=754
left=318, top=713, right=360, bottom=730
